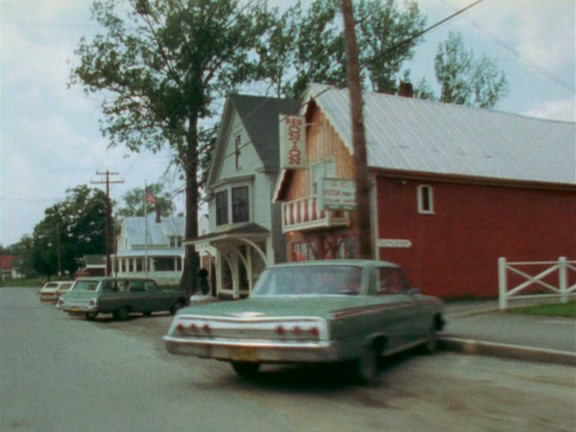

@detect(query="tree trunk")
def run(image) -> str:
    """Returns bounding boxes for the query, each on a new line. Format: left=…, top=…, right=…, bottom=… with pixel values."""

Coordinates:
left=179, top=115, right=201, bottom=300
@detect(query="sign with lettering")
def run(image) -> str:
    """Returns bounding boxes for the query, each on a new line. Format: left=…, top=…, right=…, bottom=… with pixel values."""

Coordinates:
left=377, top=239, right=412, bottom=248
left=318, top=178, right=356, bottom=211
left=279, top=115, right=307, bottom=169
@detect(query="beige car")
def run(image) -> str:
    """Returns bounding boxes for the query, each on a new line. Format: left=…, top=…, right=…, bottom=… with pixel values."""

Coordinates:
left=40, top=281, right=73, bottom=303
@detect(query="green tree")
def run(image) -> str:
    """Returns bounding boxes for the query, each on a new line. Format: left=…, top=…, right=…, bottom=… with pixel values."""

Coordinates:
left=32, top=186, right=107, bottom=278
left=262, top=0, right=426, bottom=98
left=434, top=32, right=508, bottom=108
left=117, top=184, right=175, bottom=218
left=70, top=0, right=274, bottom=294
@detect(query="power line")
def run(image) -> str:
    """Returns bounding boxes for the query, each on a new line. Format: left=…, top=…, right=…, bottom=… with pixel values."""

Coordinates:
left=216, top=0, right=488, bottom=166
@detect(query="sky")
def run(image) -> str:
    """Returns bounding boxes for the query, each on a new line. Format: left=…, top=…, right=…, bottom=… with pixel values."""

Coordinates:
left=1, top=0, right=575, bottom=247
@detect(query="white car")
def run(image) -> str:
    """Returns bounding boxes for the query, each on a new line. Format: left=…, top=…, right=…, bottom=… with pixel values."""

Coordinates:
left=40, top=281, right=73, bottom=303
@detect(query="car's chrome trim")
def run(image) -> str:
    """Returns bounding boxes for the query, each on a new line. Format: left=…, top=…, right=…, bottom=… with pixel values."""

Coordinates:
left=163, top=335, right=338, bottom=362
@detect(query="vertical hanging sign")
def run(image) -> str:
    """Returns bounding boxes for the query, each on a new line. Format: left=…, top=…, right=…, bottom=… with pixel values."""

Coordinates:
left=279, top=115, right=307, bottom=169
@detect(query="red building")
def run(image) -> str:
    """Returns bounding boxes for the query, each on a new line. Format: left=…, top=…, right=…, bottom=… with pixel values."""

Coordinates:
left=275, top=84, right=576, bottom=298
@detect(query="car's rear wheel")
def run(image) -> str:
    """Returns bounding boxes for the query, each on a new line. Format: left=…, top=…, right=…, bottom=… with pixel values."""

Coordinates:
left=113, top=306, right=130, bottom=321
left=352, top=343, right=380, bottom=384
left=231, top=362, right=260, bottom=377
left=169, top=300, right=184, bottom=315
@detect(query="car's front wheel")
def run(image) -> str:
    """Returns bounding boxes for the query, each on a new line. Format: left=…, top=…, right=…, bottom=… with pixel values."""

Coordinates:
left=85, top=312, right=98, bottom=321
left=231, top=362, right=260, bottom=377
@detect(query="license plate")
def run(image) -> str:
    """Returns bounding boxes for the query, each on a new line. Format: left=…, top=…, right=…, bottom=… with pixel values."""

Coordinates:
left=231, top=347, right=258, bottom=362
left=69, top=306, right=83, bottom=312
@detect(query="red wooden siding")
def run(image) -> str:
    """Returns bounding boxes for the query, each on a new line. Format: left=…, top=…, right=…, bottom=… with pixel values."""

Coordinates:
left=376, top=177, right=576, bottom=298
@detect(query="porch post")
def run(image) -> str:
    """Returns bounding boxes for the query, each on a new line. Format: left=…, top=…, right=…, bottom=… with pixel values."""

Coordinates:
left=232, top=253, right=240, bottom=299
left=215, top=249, right=223, bottom=298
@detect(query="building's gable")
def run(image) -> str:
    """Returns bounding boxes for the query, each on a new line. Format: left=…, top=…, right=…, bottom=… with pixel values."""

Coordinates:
left=210, top=109, right=262, bottom=187
left=118, top=214, right=186, bottom=251
left=302, top=83, right=576, bottom=186
left=207, top=94, right=301, bottom=190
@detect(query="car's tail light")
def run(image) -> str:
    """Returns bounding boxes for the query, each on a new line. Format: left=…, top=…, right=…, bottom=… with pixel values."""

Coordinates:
left=292, top=326, right=302, bottom=335
left=202, top=323, right=211, bottom=333
left=176, top=323, right=185, bottom=332
left=309, top=327, right=319, bottom=337
left=189, top=323, right=198, bottom=332
left=275, top=325, right=285, bottom=336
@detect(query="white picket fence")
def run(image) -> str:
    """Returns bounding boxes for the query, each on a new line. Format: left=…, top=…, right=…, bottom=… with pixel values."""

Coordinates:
left=498, top=257, right=576, bottom=310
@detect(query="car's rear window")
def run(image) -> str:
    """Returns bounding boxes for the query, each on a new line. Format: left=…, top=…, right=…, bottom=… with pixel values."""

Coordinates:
left=72, top=280, right=99, bottom=291
left=252, top=266, right=362, bottom=296
left=44, top=283, right=58, bottom=289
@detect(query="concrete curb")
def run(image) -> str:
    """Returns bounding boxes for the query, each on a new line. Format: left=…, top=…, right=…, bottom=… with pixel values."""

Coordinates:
left=439, top=336, right=576, bottom=366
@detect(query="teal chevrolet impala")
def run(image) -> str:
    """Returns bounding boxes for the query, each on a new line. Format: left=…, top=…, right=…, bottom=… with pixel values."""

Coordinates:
left=163, top=260, right=445, bottom=383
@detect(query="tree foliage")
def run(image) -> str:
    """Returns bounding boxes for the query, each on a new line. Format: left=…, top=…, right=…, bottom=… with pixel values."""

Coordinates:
left=5, top=236, right=36, bottom=278
left=70, top=0, right=275, bottom=293
left=261, top=0, right=426, bottom=98
left=32, top=186, right=108, bottom=278
left=117, top=183, right=175, bottom=218
left=434, top=32, right=508, bottom=108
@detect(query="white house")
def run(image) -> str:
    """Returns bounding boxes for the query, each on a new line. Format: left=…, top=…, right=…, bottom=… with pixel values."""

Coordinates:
left=187, top=94, right=300, bottom=298
left=114, top=211, right=186, bottom=285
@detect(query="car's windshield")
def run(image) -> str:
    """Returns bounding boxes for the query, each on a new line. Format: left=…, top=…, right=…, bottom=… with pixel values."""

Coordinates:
left=252, top=265, right=362, bottom=296
left=72, top=280, right=99, bottom=292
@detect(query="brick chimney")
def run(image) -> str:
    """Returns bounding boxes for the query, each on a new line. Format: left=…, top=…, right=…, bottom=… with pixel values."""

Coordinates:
left=398, top=82, right=413, bottom=98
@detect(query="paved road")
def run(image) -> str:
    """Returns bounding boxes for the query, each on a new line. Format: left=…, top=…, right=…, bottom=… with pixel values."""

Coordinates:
left=1, top=288, right=575, bottom=432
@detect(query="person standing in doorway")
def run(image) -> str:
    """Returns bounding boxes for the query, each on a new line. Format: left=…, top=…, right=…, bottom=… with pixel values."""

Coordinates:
left=197, top=267, right=209, bottom=295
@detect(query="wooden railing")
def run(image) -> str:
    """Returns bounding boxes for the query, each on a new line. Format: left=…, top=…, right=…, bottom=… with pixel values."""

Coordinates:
left=281, top=195, right=350, bottom=233
left=498, top=257, right=576, bottom=310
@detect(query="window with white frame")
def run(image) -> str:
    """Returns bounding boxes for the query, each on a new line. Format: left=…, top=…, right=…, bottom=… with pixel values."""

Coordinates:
left=169, top=236, right=183, bottom=248
left=215, top=184, right=251, bottom=226
left=417, top=184, right=434, bottom=214
left=215, top=190, right=229, bottom=225
left=311, top=159, right=336, bottom=195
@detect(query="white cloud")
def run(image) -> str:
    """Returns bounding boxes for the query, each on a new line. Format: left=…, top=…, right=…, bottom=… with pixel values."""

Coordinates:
left=523, top=98, right=576, bottom=122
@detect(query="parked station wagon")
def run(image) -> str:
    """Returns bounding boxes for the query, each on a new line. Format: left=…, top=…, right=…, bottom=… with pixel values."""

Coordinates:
left=40, top=280, right=73, bottom=303
left=163, top=260, right=445, bottom=383
left=59, top=277, right=188, bottom=321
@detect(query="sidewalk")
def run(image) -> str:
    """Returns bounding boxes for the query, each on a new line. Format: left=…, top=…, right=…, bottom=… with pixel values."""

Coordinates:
left=440, top=300, right=576, bottom=366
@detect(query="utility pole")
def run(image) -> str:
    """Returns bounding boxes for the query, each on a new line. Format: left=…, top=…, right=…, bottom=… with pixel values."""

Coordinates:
left=92, top=171, right=124, bottom=276
left=56, top=223, right=62, bottom=277
left=341, top=0, right=373, bottom=259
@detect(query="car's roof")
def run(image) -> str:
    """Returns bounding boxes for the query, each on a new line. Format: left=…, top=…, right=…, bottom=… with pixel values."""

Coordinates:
left=74, top=277, right=155, bottom=282
left=267, top=259, right=399, bottom=269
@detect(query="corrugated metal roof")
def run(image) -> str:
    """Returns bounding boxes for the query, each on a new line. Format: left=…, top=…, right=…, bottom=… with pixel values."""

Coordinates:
left=122, top=213, right=186, bottom=246
left=305, top=83, right=576, bottom=184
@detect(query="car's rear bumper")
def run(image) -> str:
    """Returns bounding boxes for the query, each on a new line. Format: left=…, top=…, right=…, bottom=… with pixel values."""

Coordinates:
left=62, top=305, right=96, bottom=314
left=40, top=293, right=58, bottom=302
left=163, top=336, right=339, bottom=363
